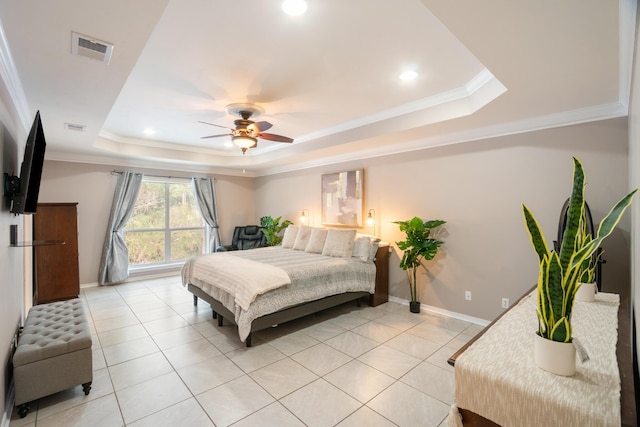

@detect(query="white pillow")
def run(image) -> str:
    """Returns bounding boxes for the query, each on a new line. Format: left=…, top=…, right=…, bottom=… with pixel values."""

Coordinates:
left=281, top=225, right=299, bottom=248
left=352, top=233, right=382, bottom=262
left=369, top=238, right=382, bottom=262
left=305, top=227, right=328, bottom=253
left=352, top=235, right=372, bottom=262
left=292, top=225, right=313, bottom=251
left=322, top=229, right=357, bottom=258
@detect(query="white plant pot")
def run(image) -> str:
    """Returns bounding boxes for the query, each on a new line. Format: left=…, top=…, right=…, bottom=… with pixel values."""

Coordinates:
left=534, top=333, right=576, bottom=376
left=575, top=282, right=596, bottom=302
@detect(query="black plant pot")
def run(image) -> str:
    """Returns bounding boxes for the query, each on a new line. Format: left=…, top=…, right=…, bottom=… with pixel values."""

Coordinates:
left=409, top=301, right=421, bottom=313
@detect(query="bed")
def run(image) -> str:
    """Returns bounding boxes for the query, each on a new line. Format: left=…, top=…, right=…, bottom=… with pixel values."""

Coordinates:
left=182, top=226, right=389, bottom=347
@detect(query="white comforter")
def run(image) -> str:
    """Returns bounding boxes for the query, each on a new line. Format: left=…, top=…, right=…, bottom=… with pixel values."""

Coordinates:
left=182, top=246, right=376, bottom=341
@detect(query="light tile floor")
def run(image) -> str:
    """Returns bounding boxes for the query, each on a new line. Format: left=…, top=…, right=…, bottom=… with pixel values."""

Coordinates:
left=9, top=275, right=483, bottom=427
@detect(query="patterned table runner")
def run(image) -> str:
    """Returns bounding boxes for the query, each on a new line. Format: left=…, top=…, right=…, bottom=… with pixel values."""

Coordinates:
left=453, top=291, right=621, bottom=427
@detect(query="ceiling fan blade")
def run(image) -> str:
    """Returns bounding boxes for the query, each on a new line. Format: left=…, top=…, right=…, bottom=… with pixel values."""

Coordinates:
left=258, top=132, right=294, bottom=143
left=198, top=120, right=233, bottom=130
left=200, top=133, right=230, bottom=139
left=250, top=121, right=273, bottom=132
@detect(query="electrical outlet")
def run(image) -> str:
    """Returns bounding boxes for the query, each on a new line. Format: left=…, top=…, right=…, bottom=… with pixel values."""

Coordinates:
left=465, top=291, right=472, bottom=301
left=502, top=298, right=510, bottom=308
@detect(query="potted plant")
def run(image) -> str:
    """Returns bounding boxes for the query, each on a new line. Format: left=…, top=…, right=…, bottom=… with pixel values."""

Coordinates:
left=260, top=215, right=293, bottom=246
left=522, top=157, right=636, bottom=376
left=394, top=217, right=446, bottom=313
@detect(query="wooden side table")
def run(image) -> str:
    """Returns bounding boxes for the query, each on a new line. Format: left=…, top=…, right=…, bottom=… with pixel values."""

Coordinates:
left=371, top=244, right=390, bottom=306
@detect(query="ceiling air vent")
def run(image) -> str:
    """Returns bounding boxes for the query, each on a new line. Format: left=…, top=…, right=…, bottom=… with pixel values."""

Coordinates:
left=64, top=122, right=86, bottom=132
left=71, top=32, right=113, bottom=64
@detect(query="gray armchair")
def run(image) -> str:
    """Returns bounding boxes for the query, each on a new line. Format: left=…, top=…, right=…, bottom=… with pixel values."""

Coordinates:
left=216, top=225, right=267, bottom=252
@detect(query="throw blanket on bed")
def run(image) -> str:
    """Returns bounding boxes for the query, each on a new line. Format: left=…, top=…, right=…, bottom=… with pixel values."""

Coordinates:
left=183, top=253, right=290, bottom=311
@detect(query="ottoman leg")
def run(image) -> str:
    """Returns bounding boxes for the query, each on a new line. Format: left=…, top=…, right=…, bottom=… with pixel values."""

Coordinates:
left=82, top=382, right=92, bottom=395
left=17, top=403, right=30, bottom=418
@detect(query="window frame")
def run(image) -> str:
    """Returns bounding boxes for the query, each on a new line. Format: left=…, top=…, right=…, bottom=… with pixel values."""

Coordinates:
left=125, top=177, right=207, bottom=272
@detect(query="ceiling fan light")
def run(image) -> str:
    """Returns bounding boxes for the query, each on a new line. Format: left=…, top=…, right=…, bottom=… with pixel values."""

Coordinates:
left=232, top=135, right=257, bottom=149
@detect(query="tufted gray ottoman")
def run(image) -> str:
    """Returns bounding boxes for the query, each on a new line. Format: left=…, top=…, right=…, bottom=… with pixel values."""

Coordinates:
left=13, top=298, right=92, bottom=418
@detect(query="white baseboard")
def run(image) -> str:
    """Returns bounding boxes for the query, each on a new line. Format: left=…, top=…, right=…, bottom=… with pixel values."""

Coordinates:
left=80, top=282, right=99, bottom=289
left=80, top=270, right=181, bottom=289
left=387, top=296, right=491, bottom=326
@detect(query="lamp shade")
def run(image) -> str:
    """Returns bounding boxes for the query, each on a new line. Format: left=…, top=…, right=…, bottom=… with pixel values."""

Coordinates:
left=232, top=135, right=257, bottom=149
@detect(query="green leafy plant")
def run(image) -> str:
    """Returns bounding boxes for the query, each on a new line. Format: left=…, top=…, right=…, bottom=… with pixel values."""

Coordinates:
left=522, top=157, right=636, bottom=343
left=259, top=215, right=293, bottom=246
left=394, top=217, right=446, bottom=303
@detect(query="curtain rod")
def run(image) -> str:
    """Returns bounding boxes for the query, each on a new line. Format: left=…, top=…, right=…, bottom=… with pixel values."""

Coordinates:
left=110, top=170, right=216, bottom=181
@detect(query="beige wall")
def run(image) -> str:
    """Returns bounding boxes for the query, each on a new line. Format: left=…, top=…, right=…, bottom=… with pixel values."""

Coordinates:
left=256, top=118, right=630, bottom=321
left=39, top=161, right=256, bottom=285
left=0, top=91, right=26, bottom=422
left=33, top=117, right=632, bottom=322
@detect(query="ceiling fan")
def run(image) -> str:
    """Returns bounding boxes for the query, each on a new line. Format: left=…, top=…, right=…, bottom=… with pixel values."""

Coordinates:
left=199, top=103, right=294, bottom=154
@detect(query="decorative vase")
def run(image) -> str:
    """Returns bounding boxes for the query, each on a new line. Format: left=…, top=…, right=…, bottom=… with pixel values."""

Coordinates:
left=534, top=333, right=576, bottom=376
left=575, top=282, right=596, bottom=302
left=409, top=301, right=421, bottom=313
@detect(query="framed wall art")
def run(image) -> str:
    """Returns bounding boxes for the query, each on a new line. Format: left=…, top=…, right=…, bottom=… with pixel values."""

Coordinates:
left=321, top=169, right=363, bottom=227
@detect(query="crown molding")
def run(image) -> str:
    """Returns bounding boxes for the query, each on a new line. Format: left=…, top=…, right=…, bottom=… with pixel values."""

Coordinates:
left=256, top=102, right=627, bottom=176
left=44, top=149, right=255, bottom=178
left=54, top=100, right=624, bottom=178
left=0, top=15, right=31, bottom=132
left=97, top=130, right=237, bottom=156
left=91, top=68, right=507, bottom=171
left=291, top=68, right=498, bottom=147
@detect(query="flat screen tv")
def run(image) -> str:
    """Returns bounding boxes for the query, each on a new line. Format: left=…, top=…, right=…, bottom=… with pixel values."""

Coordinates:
left=5, top=111, right=46, bottom=214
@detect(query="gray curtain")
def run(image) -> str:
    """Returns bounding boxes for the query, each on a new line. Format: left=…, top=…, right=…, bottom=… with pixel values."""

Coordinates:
left=192, top=177, right=221, bottom=253
left=98, top=172, right=143, bottom=285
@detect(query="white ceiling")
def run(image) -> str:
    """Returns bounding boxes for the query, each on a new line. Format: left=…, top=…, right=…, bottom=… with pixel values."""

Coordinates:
left=0, top=0, right=632, bottom=176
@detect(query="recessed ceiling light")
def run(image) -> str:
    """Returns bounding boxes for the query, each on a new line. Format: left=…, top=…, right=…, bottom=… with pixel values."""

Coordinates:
left=282, top=0, right=308, bottom=16
left=399, top=70, right=418, bottom=81
left=143, top=128, right=155, bottom=136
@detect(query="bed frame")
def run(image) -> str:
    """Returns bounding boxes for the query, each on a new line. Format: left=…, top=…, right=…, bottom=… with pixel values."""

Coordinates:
left=190, top=285, right=369, bottom=347
left=189, top=245, right=390, bottom=347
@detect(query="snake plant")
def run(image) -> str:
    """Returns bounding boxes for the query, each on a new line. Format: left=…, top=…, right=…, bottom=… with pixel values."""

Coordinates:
left=576, top=218, right=600, bottom=284
left=394, top=217, right=446, bottom=303
left=523, top=157, right=636, bottom=343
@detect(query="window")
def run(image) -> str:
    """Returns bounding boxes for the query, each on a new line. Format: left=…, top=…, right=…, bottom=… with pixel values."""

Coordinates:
left=124, top=178, right=205, bottom=268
